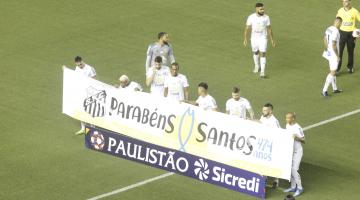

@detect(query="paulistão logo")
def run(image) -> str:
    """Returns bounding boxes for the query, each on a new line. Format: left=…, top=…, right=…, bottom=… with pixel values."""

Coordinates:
left=90, top=131, right=105, bottom=150
left=194, top=159, right=210, bottom=181
left=83, top=86, right=106, bottom=117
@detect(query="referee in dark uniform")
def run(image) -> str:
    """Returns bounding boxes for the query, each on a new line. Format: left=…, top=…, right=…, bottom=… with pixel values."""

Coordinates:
left=336, top=0, right=360, bottom=73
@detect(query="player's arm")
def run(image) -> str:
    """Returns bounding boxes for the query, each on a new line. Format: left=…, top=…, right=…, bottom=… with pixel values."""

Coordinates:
left=164, top=87, right=168, bottom=97
left=323, top=35, right=328, bottom=50
left=294, top=135, right=305, bottom=144
left=169, top=45, right=176, bottom=64
left=184, top=86, right=189, bottom=101
left=145, top=45, right=152, bottom=69
left=332, top=40, right=339, bottom=60
left=145, top=68, right=156, bottom=86
left=267, top=25, right=275, bottom=47
left=243, top=25, right=251, bottom=46
left=247, top=108, right=255, bottom=120
left=182, top=100, right=198, bottom=106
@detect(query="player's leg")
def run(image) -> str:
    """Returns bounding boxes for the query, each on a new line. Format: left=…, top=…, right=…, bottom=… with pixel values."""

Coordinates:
left=259, top=38, right=268, bottom=78
left=346, top=33, right=356, bottom=73
left=337, top=30, right=347, bottom=72
left=251, top=38, right=260, bottom=73
left=292, top=150, right=304, bottom=197
left=330, top=58, right=342, bottom=93
left=75, top=121, right=86, bottom=135
left=284, top=153, right=298, bottom=193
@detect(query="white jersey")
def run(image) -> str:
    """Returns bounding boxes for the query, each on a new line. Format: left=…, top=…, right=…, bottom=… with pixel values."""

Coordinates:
left=146, top=66, right=170, bottom=96
left=196, top=95, right=217, bottom=111
left=325, top=26, right=340, bottom=54
left=260, top=115, right=280, bottom=128
left=226, top=98, right=252, bottom=119
left=286, top=123, right=305, bottom=153
left=246, top=13, right=271, bottom=39
left=118, top=81, right=142, bottom=92
left=75, top=64, right=96, bottom=77
left=164, top=74, right=189, bottom=101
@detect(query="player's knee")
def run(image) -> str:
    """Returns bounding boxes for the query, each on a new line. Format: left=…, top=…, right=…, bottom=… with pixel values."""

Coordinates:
left=253, top=51, right=259, bottom=55
left=260, top=52, right=266, bottom=57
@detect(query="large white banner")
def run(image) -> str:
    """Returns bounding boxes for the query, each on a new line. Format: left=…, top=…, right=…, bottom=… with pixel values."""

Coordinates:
left=62, top=67, right=294, bottom=180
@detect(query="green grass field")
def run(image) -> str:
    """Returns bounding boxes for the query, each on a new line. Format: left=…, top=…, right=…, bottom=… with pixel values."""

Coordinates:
left=1, top=0, right=360, bottom=199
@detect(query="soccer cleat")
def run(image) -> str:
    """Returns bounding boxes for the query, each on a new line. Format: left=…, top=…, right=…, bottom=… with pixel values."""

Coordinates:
left=293, top=188, right=304, bottom=197
left=75, top=129, right=85, bottom=136
left=321, top=91, right=329, bottom=97
left=348, top=68, right=354, bottom=74
left=253, top=67, right=259, bottom=73
left=283, top=187, right=297, bottom=193
left=333, top=89, right=343, bottom=93
left=260, top=72, right=266, bottom=78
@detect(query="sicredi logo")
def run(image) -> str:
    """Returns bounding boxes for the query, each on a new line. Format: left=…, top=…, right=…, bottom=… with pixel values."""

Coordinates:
left=194, top=159, right=210, bottom=180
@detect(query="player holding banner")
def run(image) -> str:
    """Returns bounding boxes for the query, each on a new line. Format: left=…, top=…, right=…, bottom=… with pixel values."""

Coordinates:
left=322, top=17, right=343, bottom=97
left=284, top=112, right=305, bottom=197
left=244, top=3, right=275, bottom=78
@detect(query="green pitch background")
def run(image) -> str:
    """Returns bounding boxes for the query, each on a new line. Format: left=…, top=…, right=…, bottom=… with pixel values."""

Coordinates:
left=1, top=0, right=360, bottom=199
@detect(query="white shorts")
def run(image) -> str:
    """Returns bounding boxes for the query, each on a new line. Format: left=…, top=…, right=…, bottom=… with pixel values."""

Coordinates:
left=251, top=37, right=267, bottom=52
left=328, top=54, right=338, bottom=71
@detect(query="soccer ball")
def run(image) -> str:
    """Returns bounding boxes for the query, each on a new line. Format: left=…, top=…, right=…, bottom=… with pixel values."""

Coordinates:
left=352, top=29, right=360, bottom=38
left=90, top=131, right=105, bottom=150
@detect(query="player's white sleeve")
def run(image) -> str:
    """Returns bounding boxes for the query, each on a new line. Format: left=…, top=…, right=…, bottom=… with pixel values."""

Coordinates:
left=266, top=16, right=271, bottom=26
left=246, top=15, right=252, bottom=26
left=211, top=97, right=218, bottom=109
left=245, top=99, right=252, bottom=110
left=182, top=75, right=189, bottom=88
left=225, top=100, right=230, bottom=112
left=90, top=67, right=96, bottom=77
left=145, top=45, right=153, bottom=69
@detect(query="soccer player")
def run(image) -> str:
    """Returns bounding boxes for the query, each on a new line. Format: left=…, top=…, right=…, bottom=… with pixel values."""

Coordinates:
left=145, top=32, right=175, bottom=73
left=322, top=17, right=343, bottom=97
left=244, top=3, right=275, bottom=78
left=259, top=103, right=280, bottom=188
left=73, top=56, right=96, bottom=135
left=284, top=112, right=305, bottom=197
left=146, top=56, right=170, bottom=97
left=116, top=75, right=142, bottom=92
left=225, top=87, right=254, bottom=119
left=164, top=62, right=189, bottom=102
left=184, top=82, right=218, bottom=111
left=336, top=0, right=360, bottom=73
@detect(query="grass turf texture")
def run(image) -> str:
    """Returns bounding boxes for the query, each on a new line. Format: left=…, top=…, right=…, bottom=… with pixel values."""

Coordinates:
left=1, top=0, right=360, bottom=199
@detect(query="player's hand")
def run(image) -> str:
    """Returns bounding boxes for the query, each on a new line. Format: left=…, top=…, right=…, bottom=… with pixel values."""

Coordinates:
left=271, top=39, right=276, bottom=47
left=243, top=39, right=247, bottom=47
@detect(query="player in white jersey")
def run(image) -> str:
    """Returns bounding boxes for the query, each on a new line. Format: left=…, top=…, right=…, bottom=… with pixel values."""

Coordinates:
left=72, top=56, right=96, bottom=135
left=322, top=17, right=343, bottom=97
left=145, top=32, right=175, bottom=74
left=117, top=75, right=142, bottom=92
left=184, top=82, right=218, bottom=111
left=164, top=62, right=189, bottom=102
left=284, top=112, right=305, bottom=197
left=259, top=103, right=280, bottom=188
left=225, top=87, right=254, bottom=119
left=146, top=56, right=170, bottom=97
left=244, top=3, right=275, bottom=78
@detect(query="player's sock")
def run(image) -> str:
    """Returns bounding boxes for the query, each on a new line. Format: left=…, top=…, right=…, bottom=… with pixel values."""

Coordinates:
left=331, top=75, right=338, bottom=90
left=322, top=74, right=332, bottom=92
left=260, top=57, right=266, bottom=74
left=253, top=54, right=260, bottom=72
left=81, top=122, right=85, bottom=131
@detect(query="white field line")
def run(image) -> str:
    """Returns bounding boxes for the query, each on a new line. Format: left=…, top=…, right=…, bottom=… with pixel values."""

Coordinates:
left=87, top=108, right=360, bottom=200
